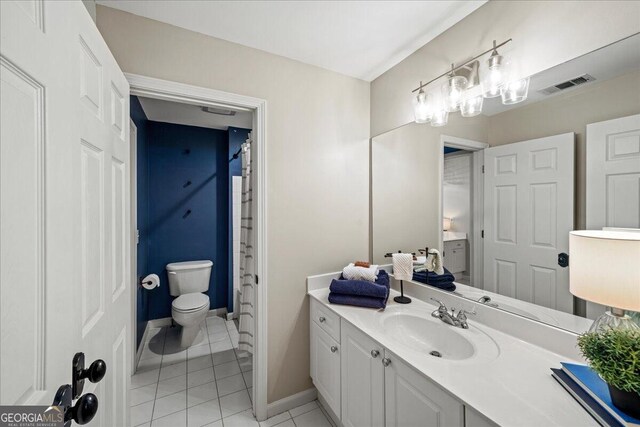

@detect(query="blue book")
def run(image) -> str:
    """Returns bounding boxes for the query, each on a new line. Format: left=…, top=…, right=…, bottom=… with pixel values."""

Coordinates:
left=551, top=368, right=624, bottom=427
left=561, top=363, right=640, bottom=427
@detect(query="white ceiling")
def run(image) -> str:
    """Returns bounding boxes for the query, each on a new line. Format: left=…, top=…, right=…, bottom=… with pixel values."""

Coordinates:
left=97, top=0, right=486, bottom=81
left=138, top=96, right=253, bottom=131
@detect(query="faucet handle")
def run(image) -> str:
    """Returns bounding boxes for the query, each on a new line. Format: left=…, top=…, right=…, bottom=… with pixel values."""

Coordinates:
left=456, top=309, right=476, bottom=320
left=430, top=298, right=447, bottom=310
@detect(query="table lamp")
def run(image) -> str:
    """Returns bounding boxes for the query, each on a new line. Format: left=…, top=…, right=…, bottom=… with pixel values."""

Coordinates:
left=569, top=230, right=640, bottom=332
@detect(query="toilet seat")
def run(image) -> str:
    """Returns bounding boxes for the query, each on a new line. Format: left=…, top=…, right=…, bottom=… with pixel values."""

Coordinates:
left=172, top=292, right=209, bottom=313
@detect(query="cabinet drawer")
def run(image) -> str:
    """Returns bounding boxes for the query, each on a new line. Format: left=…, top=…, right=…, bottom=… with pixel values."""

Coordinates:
left=444, top=240, right=465, bottom=250
left=311, top=298, right=341, bottom=342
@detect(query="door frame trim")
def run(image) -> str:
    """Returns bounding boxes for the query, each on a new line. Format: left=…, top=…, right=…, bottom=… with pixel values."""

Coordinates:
left=439, top=135, right=489, bottom=288
left=129, top=119, right=138, bottom=375
left=125, top=73, right=269, bottom=421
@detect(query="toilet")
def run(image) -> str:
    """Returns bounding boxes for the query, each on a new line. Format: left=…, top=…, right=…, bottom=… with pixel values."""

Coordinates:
left=167, top=260, right=212, bottom=347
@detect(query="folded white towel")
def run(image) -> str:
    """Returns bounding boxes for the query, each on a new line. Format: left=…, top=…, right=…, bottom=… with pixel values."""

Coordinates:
left=342, top=263, right=379, bottom=282
left=392, top=253, right=413, bottom=281
left=425, top=249, right=444, bottom=275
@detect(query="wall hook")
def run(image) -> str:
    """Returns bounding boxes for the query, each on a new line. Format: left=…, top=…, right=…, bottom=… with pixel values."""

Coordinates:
left=183, top=209, right=192, bottom=219
left=183, top=180, right=192, bottom=188
left=183, top=149, right=191, bottom=155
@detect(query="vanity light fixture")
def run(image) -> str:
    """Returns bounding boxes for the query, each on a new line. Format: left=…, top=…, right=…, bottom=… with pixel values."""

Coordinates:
left=413, top=83, right=432, bottom=123
left=460, top=86, right=484, bottom=118
left=500, top=76, right=531, bottom=105
left=442, top=65, right=468, bottom=113
left=481, top=40, right=507, bottom=98
left=443, top=217, right=452, bottom=231
left=411, top=38, right=530, bottom=126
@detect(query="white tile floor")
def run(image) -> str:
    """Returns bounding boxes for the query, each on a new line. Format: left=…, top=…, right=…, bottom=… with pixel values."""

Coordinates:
left=131, top=316, right=334, bottom=427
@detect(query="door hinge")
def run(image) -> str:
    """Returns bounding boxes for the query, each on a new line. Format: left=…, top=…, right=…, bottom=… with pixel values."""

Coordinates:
left=481, top=230, right=484, bottom=238
left=481, top=165, right=485, bottom=173
left=255, top=274, right=259, bottom=285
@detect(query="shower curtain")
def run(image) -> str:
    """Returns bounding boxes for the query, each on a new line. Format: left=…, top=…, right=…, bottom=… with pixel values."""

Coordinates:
left=238, top=135, right=254, bottom=355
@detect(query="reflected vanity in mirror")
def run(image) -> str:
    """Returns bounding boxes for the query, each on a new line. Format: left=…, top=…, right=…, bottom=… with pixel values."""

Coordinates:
left=372, top=34, right=640, bottom=334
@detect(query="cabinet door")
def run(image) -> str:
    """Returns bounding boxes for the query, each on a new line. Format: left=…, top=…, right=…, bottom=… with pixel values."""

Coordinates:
left=311, top=321, right=341, bottom=416
left=341, top=321, right=385, bottom=427
left=384, top=351, right=464, bottom=427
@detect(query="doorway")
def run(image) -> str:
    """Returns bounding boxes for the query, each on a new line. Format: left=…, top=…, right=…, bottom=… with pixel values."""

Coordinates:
left=127, top=74, right=268, bottom=422
left=439, top=136, right=488, bottom=288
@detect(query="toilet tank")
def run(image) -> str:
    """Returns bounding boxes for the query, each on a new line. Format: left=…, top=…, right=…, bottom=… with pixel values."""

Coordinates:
left=166, top=260, right=213, bottom=296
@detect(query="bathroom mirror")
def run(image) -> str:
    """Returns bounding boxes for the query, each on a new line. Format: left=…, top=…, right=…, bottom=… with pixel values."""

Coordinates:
left=371, top=34, right=640, bottom=334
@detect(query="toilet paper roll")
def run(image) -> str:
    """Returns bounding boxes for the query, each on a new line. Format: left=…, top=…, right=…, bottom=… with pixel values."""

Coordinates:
left=141, top=273, right=160, bottom=290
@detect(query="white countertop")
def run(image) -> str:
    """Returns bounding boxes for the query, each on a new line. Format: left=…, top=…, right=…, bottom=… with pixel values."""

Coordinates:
left=443, top=231, right=467, bottom=241
left=308, top=287, right=597, bottom=427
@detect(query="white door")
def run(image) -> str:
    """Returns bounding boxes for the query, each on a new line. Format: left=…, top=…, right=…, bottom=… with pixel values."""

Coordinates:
left=310, top=322, right=341, bottom=416
left=586, top=114, right=640, bottom=318
left=1, top=2, right=131, bottom=426
left=483, top=134, right=574, bottom=313
left=383, top=351, right=463, bottom=427
left=340, top=322, right=384, bottom=427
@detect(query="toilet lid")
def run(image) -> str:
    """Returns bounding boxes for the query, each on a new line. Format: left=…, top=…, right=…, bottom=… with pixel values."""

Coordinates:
left=172, top=293, right=209, bottom=312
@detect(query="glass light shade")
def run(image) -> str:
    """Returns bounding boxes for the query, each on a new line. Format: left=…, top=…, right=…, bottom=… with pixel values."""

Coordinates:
left=443, top=217, right=452, bottom=231
left=413, top=89, right=432, bottom=124
left=570, top=230, right=640, bottom=331
left=481, top=53, right=506, bottom=98
left=442, top=75, right=468, bottom=112
left=430, top=109, right=449, bottom=127
left=500, top=76, right=530, bottom=105
left=460, top=87, right=484, bottom=117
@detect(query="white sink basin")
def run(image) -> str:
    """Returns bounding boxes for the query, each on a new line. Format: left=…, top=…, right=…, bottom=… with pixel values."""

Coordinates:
left=379, top=309, right=500, bottom=362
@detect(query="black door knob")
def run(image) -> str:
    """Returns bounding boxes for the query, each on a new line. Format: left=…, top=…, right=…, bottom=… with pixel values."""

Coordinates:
left=72, top=353, right=107, bottom=398
left=81, top=359, right=106, bottom=383
left=71, top=393, right=99, bottom=425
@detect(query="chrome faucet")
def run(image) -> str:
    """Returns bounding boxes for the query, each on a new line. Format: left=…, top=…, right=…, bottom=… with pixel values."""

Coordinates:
left=430, top=298, right=474, bottom=329
left=477, top=295, right=499, bottom=308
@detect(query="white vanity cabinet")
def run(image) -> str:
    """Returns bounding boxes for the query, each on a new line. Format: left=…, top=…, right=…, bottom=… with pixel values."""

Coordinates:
left=310, top=300, right=341, bottom=417
left=384, top=350, right=464, bottom=427
left=310, top=299, right=470, bottom=427
left=443, top=239, right=466, bottom=274
left=340, top=321, right=385, bottom=427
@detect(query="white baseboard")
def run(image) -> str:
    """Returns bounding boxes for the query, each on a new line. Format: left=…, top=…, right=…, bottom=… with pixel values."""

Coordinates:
left=146, top=307, right=228, bottom=329
left=135, top=322, right=152, bottom=370
left=267, top=387, right=317, bottom=418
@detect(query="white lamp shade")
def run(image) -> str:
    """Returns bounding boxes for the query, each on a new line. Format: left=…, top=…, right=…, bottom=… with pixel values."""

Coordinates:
left=569, top=230, right=640, bottom=311
left=443, top=217, right=452, bottom=231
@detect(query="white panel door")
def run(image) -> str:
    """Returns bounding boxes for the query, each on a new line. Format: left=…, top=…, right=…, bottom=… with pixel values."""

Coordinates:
left=484, top=134, right=574, bottom=313
left=1, top=2, right=131, bottom=425
left=341, top=321, right=384, bottom=427
left=586, top=114, right=640, bottom=318
left=310, top=322, right=341, bottom=417
left=384, top=351, right=463, bottom=427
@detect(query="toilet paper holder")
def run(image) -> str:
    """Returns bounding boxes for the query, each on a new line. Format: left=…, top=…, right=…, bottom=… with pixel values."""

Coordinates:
left=139, top=273, right=160, bottom=290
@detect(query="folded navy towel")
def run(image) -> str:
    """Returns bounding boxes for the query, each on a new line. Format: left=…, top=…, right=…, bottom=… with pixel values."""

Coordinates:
left=328, top=293, right=387, bottom=309
left=412, top=268, right=456, bottom=291
left=330, top=270, right=389, bottom=299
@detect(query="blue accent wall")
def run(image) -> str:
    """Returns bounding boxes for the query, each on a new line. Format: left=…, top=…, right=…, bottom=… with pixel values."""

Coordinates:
left=227, top=127, right=251, bottom=312
left=146, top=121, right=229, bottom=320
left=444, top=147, right=462, bottom=154
left=130, top=96, right=149, bottom=348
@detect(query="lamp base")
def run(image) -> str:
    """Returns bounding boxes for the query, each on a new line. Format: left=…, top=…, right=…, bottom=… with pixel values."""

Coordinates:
left=588, top=310, right=640, bottom=333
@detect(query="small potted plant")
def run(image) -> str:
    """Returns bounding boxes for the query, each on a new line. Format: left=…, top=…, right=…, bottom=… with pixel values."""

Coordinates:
left=578, top=328, right=640, bottom=418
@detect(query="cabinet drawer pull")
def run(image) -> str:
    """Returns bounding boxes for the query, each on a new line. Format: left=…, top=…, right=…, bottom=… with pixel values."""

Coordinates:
left=370, top=350, right=380, bottom=358
left=319, top=316, right=326, bottom=323
left=382, top=357, right=391, bottom=367
left=330, top=345, right=338, bottom=353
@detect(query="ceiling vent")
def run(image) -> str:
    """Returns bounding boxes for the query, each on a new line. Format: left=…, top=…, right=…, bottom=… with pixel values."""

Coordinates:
left=201, top=106, right=236, bottom=116
left=538, top=74, right=596, bottom=95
